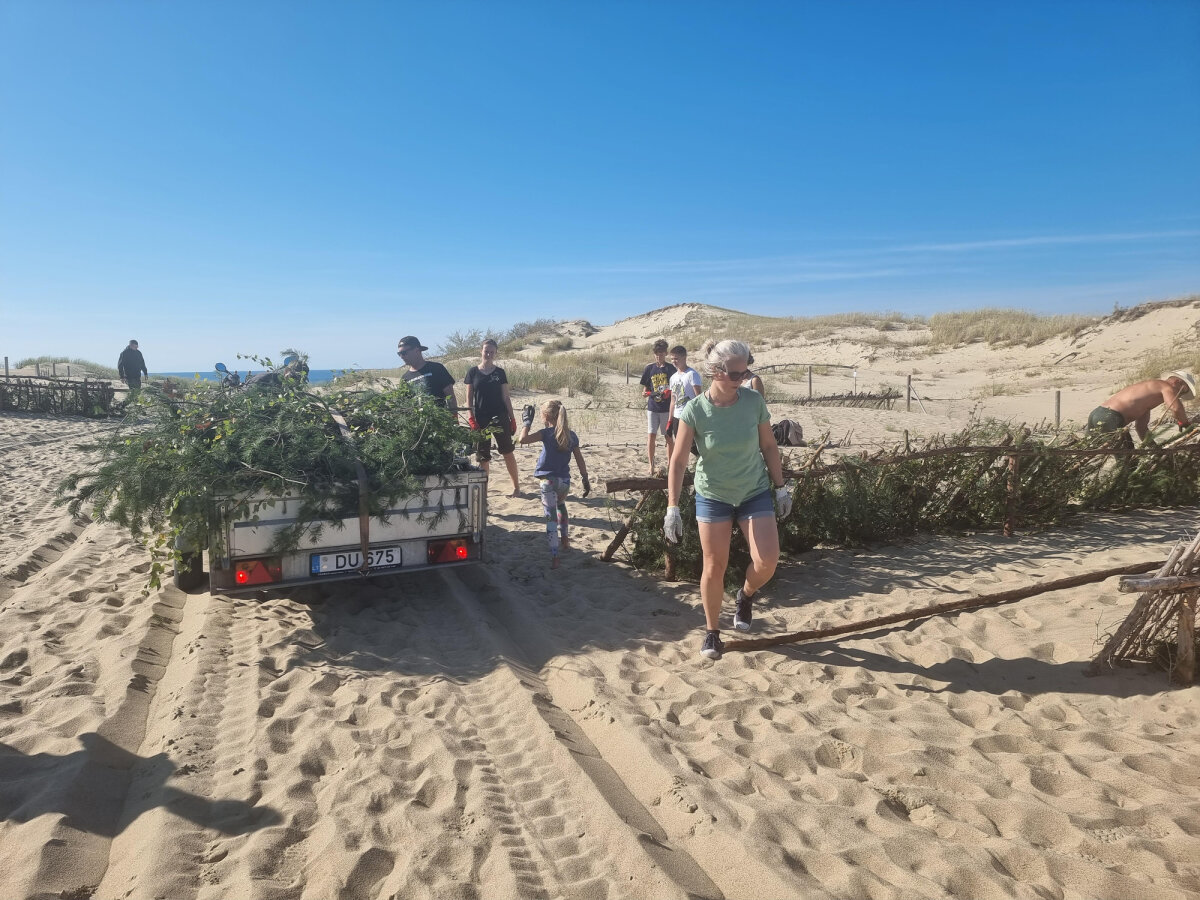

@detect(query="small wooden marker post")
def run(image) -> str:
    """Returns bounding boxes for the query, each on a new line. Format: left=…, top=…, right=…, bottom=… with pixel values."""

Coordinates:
left=808, top=366, right=813, bottom=399
left=1055, top=390, right=1061, bottom=431
left=906, top=374, right=912, bottom=413
left=1003, top=453, right=1020, bottom=537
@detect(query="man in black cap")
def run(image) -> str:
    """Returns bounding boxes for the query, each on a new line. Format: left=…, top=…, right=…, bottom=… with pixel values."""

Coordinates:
left=397, top=336, right=457, bottom=411
left=117, top=339, right=148, bottom=392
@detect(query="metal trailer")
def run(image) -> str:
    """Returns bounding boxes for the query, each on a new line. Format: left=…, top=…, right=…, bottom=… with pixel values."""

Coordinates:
left=176, top=468, right=488, bottom=593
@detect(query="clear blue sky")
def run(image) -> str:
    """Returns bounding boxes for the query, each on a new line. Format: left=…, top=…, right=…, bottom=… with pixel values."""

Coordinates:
left=2, top=0, right=1198, bottom=370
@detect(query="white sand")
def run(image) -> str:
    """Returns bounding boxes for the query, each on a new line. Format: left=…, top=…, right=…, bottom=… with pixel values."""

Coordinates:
left=3, top=303, right=1200, bottom=900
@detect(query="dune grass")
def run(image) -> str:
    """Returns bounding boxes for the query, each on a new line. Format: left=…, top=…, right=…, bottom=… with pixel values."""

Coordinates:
left=13, top=356, right=120, bottom=379
left=928, top=308, right=1097, bottom=347
left=1125, top=346, right=1200, bottom=386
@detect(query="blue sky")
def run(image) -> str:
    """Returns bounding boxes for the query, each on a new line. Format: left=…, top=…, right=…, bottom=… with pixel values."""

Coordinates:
left=2, top=0, right=1198, bottom=370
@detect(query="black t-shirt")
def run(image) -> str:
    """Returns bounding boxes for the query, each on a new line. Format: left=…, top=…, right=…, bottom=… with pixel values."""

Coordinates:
left=464, top=365, right=508, bottom=423
left=640, top=362, right=676, bottom=413
left=402, top=361, right=455, bottom=409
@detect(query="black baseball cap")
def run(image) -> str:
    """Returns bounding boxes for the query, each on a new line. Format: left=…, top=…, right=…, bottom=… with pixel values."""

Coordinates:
left=398, top=336, right=428, bottom=352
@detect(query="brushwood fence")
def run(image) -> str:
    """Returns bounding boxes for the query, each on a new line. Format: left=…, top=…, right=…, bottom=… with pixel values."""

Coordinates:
left=605, top=427, right=1200, bottom=583
left=0, top=376, right=118, bottom=417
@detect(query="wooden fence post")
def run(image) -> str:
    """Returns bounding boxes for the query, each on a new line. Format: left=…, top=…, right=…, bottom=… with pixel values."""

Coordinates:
left=1004, top=453, right=1020, bottom=537
left=1176, top=596, right=1196, bottom=684
left=52, top=361, right=57, bottom=377
left=906, top=374, right=912, bottom=412
left=4, top=357, right=8, bottom=382
left=626, top=362, right=630, bottom=384
left=1055, top=390, right=1061, bottom=431
left=808, top=366, right=812, bottom=399
left=35, top=362, right=41, bottom=377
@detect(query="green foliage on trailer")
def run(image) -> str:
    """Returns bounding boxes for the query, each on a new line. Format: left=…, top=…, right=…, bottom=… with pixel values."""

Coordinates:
left=58, top=355, right=472, bottom=589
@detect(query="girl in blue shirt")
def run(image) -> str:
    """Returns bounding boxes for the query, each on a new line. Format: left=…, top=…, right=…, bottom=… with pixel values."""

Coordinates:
left=518, top=400, right=592, bottom=568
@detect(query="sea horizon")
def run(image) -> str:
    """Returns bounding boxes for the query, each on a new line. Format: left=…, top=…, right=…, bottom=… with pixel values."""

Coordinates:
left=156, top=369, right=340, bottom=384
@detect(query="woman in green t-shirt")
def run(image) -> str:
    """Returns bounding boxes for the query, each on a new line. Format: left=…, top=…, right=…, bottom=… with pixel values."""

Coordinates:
left=664, top=339, right=792, bottom=661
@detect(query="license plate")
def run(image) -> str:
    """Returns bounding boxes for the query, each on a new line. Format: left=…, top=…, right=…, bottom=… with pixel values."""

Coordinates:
left=310, top=545, right=402, bottom=576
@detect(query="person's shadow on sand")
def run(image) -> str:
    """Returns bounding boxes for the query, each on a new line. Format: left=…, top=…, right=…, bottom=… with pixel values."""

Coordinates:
left=0, top=732, right=281, bottom=837
left=778, top=636, right=1171, bottom=698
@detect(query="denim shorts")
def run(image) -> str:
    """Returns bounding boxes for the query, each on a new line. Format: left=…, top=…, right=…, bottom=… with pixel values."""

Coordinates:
left=694, top=488, right=774, bottom=524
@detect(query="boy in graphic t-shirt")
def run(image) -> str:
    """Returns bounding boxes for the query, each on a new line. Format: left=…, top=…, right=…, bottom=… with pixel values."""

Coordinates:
left=639, top=339, right=676, bottom=475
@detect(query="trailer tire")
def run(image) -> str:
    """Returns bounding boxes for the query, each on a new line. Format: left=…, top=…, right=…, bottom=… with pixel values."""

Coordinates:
left=174, top=551, right=206, bottom=592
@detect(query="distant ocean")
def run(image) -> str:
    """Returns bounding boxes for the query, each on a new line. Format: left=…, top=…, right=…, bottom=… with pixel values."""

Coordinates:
left=157, top=369, right=339, bottom=385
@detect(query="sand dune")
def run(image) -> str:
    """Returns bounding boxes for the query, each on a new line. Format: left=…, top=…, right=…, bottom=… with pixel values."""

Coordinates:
left=4, top=304, right=1200, bottom=899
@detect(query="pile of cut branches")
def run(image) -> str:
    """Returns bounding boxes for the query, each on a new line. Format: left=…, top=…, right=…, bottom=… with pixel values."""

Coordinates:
left=58, top=357, right=470, bottom=588
left=624, top=422, right=1200, bottom=583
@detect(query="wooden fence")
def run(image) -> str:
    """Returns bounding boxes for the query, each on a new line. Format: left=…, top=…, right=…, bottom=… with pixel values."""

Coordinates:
left=0, top=376, right=118, bottom=417
left=603, top=432, right=1200, bottom=578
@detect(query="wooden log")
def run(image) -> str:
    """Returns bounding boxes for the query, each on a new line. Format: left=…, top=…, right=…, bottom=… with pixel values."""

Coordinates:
left=724, top=559, right=1162, bottom=653
left=605, top=472, right=694, bottom=493
left=1175, top=596, right=1196, bottom=684
left=1119, top=575, right=1200, bottom=593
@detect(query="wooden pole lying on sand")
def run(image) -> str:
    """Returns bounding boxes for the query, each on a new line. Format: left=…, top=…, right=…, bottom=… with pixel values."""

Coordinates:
left=722, top=559, right=1162, bottom=653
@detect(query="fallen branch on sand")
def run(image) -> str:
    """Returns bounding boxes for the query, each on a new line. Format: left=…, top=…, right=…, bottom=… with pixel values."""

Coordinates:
left=722, top=559, right=1163, bottom=653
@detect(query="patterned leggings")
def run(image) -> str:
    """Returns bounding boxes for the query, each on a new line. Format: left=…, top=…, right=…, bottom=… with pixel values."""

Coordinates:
left=539, top=476, right=570, bottom=557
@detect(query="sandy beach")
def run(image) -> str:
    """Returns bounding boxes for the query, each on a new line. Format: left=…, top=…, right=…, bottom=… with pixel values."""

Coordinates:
left=3, top=304, right=1200, bottom=900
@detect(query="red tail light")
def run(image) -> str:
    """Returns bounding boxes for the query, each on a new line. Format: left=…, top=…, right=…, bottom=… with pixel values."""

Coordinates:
left=427, top=538, right=470, bottom=564
left=234, top=557, right=283, bottom=585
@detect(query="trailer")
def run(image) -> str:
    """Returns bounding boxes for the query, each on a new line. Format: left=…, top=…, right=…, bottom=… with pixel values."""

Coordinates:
left=175, top=467, right=488, bottom=593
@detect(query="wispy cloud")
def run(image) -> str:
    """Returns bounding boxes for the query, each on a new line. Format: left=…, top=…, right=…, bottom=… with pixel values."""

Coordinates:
left=517, top=229, right=1200, bottom=279
left=886, top=230, right=1200, bottom=254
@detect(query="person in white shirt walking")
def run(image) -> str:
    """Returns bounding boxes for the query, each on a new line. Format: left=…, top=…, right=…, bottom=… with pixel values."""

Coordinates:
left=666, top=344, right=702, bottom=444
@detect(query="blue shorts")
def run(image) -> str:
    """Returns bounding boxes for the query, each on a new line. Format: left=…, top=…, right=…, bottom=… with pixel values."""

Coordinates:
left=694, top=488, right=774, bottom=524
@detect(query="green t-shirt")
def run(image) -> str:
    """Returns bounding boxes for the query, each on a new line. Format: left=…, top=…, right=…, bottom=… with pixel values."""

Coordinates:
left=679, top=388, right=771, bottom=506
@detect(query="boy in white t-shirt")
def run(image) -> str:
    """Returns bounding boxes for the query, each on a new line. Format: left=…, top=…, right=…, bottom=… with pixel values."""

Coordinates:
left=666, top=345, right=703, bottom=443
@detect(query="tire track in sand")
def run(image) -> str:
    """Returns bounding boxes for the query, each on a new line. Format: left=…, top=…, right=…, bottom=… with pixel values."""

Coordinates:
left=438, top=569, right=723, bottom=900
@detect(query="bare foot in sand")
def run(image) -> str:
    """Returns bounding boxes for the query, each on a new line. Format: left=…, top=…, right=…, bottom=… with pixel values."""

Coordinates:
left=507, top=488, right=523, bottom=499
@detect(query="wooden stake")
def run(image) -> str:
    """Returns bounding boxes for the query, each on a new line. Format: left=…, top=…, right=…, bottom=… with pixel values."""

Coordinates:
left=1176, top=596, right=1196, bottom=684
left=601, top=492, right=651, bottom=561
left=1004, top=452, right=1020, bottom=536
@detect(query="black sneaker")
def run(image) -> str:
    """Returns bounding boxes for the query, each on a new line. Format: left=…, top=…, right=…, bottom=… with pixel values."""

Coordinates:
left=734, top=589, right=753, bottom=632
left=700, top=630, right=724, bottom=660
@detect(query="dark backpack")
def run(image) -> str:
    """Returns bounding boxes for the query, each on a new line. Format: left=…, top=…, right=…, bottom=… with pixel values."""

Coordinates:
left=772, top=419, right=805, bottom=446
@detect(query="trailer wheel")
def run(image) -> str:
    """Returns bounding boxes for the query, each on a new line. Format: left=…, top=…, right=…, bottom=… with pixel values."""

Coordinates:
left=174, top=551, right=206, bottom=592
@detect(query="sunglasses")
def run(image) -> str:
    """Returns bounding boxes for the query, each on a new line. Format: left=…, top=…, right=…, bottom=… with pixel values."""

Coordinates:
left=397, top=347, right=414, bottom=357
left=722, top=368, right=750, bottom=381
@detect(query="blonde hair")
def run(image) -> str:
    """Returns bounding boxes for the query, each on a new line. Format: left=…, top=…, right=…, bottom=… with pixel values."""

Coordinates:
left=542, top=399, right=572, bottom=452
left=698, top=338, right=751, bottom=378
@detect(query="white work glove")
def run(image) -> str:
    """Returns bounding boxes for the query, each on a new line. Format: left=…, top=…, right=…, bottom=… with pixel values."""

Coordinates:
left=775, top=484, right=793, bottom=520
left=663, top=506, right=682, bottom=544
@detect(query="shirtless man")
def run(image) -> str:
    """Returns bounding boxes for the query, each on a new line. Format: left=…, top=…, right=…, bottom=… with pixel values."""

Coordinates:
left=1088, top=371, right=1196, bottom=440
